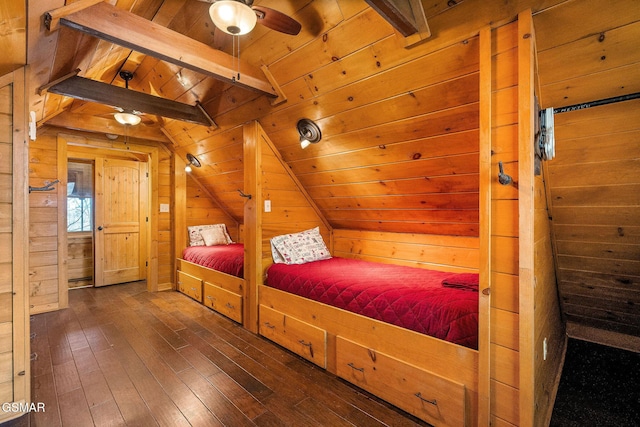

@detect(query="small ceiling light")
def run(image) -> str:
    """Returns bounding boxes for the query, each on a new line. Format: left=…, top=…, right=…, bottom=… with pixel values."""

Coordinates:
left=297, top=118, right=322, bottom=149
left=114, top=70, right=142, bottom=126
left=185, top=153, right=201, bottom=172
left=209, top=1, right=257, bottom=35
left=114, top=112, right=141, bottom=126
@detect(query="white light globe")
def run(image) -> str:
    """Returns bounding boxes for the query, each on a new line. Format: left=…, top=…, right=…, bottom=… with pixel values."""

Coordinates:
left=209, top=1, right=257, bottom=35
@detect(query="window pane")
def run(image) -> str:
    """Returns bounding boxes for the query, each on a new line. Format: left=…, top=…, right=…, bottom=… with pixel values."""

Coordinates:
left=67, top=161, right=93, bottom=232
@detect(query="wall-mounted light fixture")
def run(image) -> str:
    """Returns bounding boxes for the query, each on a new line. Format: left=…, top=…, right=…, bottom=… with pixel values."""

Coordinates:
left=185, top=153, right=202, bottom=173
left=297, top=118, right=322, bottom=149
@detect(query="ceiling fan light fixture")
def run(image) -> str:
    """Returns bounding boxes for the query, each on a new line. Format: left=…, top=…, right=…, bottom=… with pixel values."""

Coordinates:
left=210, top=1, right=257, bottom=35
left=114, top=112, right=142, bottom=126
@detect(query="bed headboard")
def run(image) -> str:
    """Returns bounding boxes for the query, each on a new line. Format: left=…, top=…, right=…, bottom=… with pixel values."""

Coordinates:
left=332, top=229, right=479, bottom=273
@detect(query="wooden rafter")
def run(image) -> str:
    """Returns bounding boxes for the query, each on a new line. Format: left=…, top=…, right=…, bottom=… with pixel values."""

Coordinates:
left=45, top=75, right=216, bottom=127
left=44, top=1, right=279, bottom=98
left=365, top=0, right=430, bottom=46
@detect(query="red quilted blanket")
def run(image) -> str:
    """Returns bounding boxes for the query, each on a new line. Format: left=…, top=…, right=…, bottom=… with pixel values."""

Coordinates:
left=266, top=257, right=478, bottom=349
left=182, top=244, right=244, bottom=278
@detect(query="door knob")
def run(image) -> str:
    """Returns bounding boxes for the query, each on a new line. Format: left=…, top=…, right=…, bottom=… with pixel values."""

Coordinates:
left=97, top=226, right=103, bottom=231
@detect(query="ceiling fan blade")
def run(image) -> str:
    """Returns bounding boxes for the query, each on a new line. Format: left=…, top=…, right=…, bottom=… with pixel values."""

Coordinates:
left=252, top=6, right=301, bottom=35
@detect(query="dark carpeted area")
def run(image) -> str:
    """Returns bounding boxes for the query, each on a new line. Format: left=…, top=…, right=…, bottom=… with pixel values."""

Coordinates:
left=550, top=338, right=640, bottom=427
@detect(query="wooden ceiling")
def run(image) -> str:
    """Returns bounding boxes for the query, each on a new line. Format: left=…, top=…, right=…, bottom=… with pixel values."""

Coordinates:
left=3, top=1, right=639, bottom=339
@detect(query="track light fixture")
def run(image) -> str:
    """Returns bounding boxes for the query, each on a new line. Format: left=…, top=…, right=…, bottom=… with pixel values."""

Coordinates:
left=297, top=118, right=322, bottom=149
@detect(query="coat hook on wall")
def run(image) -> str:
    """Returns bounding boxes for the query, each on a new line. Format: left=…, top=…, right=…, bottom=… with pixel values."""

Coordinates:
left=498, top=162, right=513, bottom=186
left=237, top=189, right=252, bottom=199
left=29, top=179, right=59, bottom=193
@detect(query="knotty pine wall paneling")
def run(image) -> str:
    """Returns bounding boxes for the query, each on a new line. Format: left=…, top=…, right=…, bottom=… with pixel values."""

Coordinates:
left=28, top=128, right=173, bottom=312
left=67, top=232, right=93, bottom=288
left=262, top=32, right=481, bottom=237
left=0, top=68, right=30, bottom=424
left=184, top=174, right=240, bottom=242
left=548, top=99, right=640, bottom=342
left=518, top=11, right=565, bottom=427
left=489, top=20, right=521, bottom=427
left=28, top=128, right=62, bottom=313
left=243, top=121, right=331, bottom=332
left=157, top=146, right=173, bottom=289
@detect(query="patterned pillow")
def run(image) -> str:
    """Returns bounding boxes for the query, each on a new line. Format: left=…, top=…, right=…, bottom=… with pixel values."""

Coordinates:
left=271, top=227, right=331, bottom=265
left=188, top=224, right=233, bottom=246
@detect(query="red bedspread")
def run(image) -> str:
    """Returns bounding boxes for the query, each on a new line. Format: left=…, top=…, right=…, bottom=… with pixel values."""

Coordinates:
left=266, top=257, right=478, bottom=349
left=182, top=244, right=244, bottom=278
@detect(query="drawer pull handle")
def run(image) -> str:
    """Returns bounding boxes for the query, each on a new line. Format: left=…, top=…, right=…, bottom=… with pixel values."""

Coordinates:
left=263, top=322, right=275, bottom=329
left=347, top=362, right=364, bottom=373
left=414, top=392, right=437, bottom=406
left=225, top=302, right=235, bottom=309
left=207, top=295, right=215, bottom=301
left=191, top=287, right=197, bottom=291
left=299, top=340, right=314, bottom=358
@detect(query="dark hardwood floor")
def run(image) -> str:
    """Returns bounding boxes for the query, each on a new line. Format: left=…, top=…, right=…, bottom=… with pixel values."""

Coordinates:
left=23, top=281, right=429, bottom=426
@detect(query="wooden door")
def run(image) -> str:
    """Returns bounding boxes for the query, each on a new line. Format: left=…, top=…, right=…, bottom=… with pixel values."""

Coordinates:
left=94, top=158, right=148, bottom=287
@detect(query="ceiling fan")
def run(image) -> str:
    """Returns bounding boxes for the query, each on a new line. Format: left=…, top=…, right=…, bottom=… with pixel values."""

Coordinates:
left=113, top=71, right=144, bottom=126
left=204, top=0, right=302, bottom=36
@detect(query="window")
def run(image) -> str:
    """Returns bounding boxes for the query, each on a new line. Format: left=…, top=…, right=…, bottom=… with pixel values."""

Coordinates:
left=67, top=161, right=93, bottom=232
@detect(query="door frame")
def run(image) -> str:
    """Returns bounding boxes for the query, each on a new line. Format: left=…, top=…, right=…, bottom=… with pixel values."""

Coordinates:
left=57, top=133, right=160, bottom=301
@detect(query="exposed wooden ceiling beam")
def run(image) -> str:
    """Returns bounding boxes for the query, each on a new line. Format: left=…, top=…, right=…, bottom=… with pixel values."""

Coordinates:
left=44, top=1, right=278, bottom=98
left=45, top=75, right=216, bottom=127
left=365, top=0, right=430, bottom=46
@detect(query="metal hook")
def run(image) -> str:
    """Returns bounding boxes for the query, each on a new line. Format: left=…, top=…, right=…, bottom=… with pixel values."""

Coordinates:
left=498, top=162, right=512, bottom=186
left=29, top=179, right=60, bottom=193
left=237, top=189, right=252, bottom=199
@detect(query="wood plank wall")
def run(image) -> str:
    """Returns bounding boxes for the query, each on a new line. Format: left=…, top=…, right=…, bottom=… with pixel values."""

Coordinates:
left=29, top=128, right=62, bottom=313
left=261, top=26, right=481, bottom=238
left=254, top=122, right=331, bottom=272
left=185, top=173, right=240, bottom=243
left=0, top=67, right=29, bottom=425
left=333, top=229, right=479, bottom=273
left=67, top=232, right=93, bottom=288
left=28, top=128, right=174, bottom=312
left=534, top=0, right=640, bottom=347
left=548, top=100, right=640, bottom=339
left=0, top=79, right=14, bottom=408
left=174, top=125, right=246, bottom=225
left=243, top=121, right=331, bottom=331
left=517, top=12, right=565, bottom=427
left=489, top=21, right=521, bottom=427
left=157, top=147, right=173, bottom=288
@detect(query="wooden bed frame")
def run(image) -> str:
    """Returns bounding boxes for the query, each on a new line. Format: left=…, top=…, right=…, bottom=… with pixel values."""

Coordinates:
left=176, top=257, right=244, bottom=324
left=259, top=284, right=478, bottom=426
left=256, top=231, right=480, bottom=427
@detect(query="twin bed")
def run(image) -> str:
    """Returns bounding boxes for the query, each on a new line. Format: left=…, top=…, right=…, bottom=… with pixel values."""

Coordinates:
left=176, top=235, right=245, bottom=323
left=178, top=225, right=479, bottom=426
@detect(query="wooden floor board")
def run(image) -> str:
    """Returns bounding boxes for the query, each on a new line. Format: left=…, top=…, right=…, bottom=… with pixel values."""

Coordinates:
left=28, top=281, right=428, bottom=426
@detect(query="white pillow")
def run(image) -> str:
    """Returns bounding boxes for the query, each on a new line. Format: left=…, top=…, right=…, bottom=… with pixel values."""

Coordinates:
left=200, top=227, right=229, bottom=246
left=270, top=227, right=331, bottom=265
left=188, top=224, right=233, bottom=246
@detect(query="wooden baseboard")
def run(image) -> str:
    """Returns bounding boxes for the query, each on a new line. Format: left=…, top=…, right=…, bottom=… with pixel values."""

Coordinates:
left=566, top=322, right=640, bottom=353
